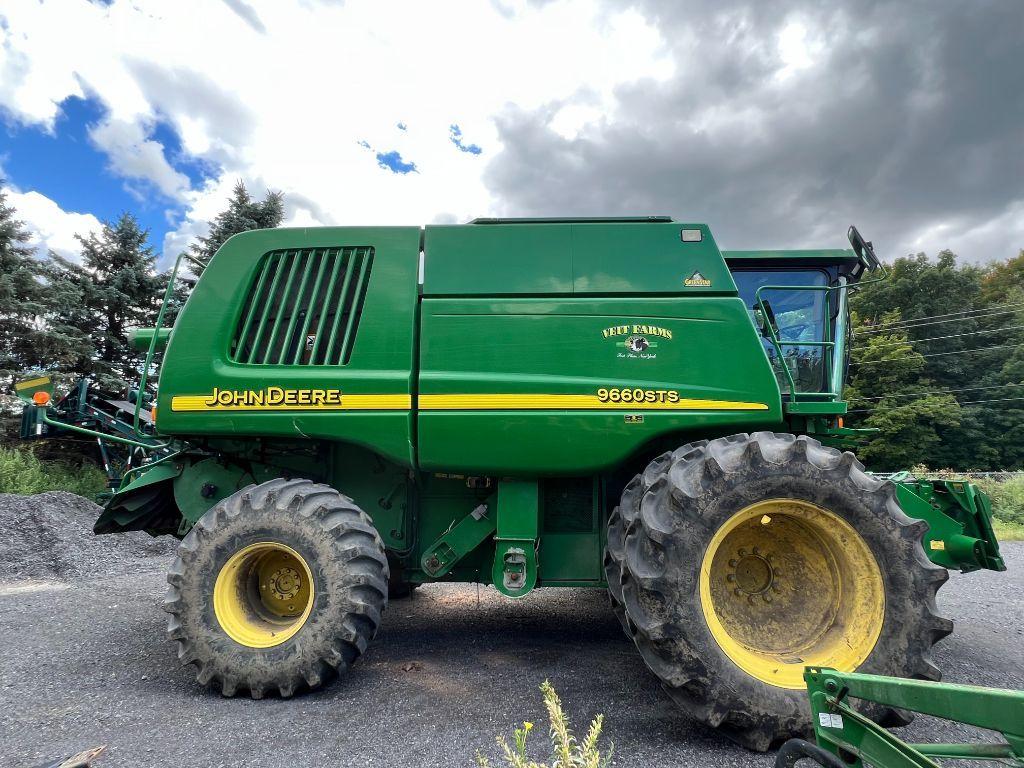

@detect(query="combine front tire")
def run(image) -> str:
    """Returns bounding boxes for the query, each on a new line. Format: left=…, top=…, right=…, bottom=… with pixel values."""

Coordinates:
left=164, top=478, right=389, bottom=698
left=612, top=433, right=951, bottom=750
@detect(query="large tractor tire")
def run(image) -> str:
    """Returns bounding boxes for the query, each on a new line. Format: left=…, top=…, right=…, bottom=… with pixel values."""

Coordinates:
left=605, top=440, right=707, bottom=635
left=164, top=478, right=389, bottom=698
left=611, top=432, right=951, bottom=751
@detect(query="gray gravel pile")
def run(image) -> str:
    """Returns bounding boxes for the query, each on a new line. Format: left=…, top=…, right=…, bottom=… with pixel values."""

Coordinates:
left=0, top=491, right=177, bottom=583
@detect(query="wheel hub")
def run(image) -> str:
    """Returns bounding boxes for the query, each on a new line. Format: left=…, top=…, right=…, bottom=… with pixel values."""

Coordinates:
left=267, top=567, right=302, bottom=602
left=729, top=549, right=777, bottom=598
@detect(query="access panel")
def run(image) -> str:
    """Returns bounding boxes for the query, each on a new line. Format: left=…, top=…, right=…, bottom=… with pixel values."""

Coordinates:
left=416, top=295, right=784, bottom=474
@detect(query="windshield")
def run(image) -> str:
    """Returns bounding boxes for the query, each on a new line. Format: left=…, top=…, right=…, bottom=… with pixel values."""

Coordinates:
left=731, top=269, right=829, bottom=393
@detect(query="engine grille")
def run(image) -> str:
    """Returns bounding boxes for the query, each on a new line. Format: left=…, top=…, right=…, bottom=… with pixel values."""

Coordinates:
left=230, top=246, right=374, bottom=366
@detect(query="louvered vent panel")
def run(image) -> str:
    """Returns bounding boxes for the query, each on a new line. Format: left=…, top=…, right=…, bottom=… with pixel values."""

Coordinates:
left=230, top=247, right=374, bottom=366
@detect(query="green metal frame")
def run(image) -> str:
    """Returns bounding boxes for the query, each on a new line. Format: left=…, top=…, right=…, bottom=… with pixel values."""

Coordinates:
left=888, top=473, right=1005, bottom=571
left=14, top=220, right=1007, bottom=588
left=800, top=667, right=1024, bottom=768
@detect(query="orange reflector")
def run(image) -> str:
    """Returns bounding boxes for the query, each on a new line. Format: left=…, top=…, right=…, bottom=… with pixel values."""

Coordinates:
left=150, top=406, right=157, bottom=424
left=837, top=417, right=844, bottom=428
left=32, top=391, right=51, bottom=406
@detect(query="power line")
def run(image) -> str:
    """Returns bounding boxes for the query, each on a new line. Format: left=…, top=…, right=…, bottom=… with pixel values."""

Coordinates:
left=850, top=382, right=1024, bottom=402
left=848, top=395, right=1024, bottom=414
left=960, top=396, right=1024, bottom=406
left=864, top=323, right=1024, bottom=350
left=855, top=300, right=1024, bottom=333
left=856, top=304, right=1024, bottom=336
left=854, top=341, right=1024, bottom=365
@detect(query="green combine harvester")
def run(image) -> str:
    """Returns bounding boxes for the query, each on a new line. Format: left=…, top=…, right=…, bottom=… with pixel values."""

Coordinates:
left=18, top=218, right=1007, bottom=751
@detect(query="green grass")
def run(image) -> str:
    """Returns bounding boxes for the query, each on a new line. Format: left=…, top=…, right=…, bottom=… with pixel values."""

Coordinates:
left=993, top=518, right=1024, bottom=542
left=972, top=475, right=1024, bottom=540
left=975, top=476, right=1024, bottom=525
left=0, top=446, right=107, bottom=498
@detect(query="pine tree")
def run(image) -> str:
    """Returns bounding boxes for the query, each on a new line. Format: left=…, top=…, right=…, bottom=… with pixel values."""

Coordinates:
left=52, top=213, right=164, bottom=390
left=0, top=182, right=44, bottom=392
left=0, top=181, right=88, bottom=399
left=186, top=181, right=284, bottom=276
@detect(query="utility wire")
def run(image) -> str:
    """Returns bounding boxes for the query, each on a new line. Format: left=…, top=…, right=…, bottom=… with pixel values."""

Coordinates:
left=856, top=304, right=1024, bottom=336
left=854, top=341, right=1024, bottom=365
left=855, top=300, right=1024, bottom=333
left=850, top=382, right=1024, bottom=402
left=847, top=395, right=1024, bottom=414
left=864, top=323, right=1024, bottom=350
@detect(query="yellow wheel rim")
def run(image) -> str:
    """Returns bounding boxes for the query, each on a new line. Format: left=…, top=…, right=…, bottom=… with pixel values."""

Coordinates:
left=213, top=542, right=315, bottom=649
left=698, top=499, right=884, bottom=689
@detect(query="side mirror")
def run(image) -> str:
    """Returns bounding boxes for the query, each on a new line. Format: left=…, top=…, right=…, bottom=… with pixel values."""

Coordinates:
left=848, top=225, right=881, bottom=272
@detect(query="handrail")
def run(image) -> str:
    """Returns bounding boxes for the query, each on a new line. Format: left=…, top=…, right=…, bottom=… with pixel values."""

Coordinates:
left=38, top=408, right=172, bottom=451
left=830, top=277, right=848, bottom=398
left=133, top=251, right=185, bottom=437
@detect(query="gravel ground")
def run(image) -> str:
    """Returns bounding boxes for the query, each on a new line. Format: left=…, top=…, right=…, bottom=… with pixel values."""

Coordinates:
left=0, top=497, right=1020, bottom=768
left=0, top=492, right=177, bottom=581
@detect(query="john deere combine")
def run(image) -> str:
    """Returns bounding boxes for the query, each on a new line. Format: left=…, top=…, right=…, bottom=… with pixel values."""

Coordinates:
left=19, top=218, right=1005, bottom=750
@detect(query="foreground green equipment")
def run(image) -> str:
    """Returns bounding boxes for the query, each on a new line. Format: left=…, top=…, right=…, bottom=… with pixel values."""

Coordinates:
left=19, top=219, right=1006, bottom=750
left=778, top=667, right=1024, bottom=768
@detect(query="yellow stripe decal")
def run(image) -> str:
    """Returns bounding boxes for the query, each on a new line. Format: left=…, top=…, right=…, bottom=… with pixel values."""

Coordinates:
left=15, top=376, right=51, bottom=391
left=418, top=394, right=769, bottom=411
left=171, top=394, right=411, bottom=412
left=171, top=392, right=767, bottom=413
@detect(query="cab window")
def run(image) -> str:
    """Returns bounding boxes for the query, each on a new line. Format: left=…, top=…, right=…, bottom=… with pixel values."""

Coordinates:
left=731, top=269, right=830, bottom=393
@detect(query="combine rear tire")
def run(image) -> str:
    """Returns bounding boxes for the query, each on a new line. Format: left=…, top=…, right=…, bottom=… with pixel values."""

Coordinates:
left=164, top=478, right=388, bottom=698
left=612, top=433, right=951, bottom=750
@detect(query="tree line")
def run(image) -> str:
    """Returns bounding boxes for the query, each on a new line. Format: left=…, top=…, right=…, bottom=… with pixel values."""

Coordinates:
left=846, top=250, right=1024, bottom=470
left=0, top=180, right=282, bottom=395
left=1, top=180, right=1022, bottom=470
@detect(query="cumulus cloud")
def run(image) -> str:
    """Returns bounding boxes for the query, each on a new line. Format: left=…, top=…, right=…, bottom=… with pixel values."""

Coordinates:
left=485, top=0, right=1024, bottom=261
left=0, top=0, right=1021, bottom=264
left=88, top=118, right=191, bottom=201
left=6, top=187, right=101, bottom=261
left=0, top=0, right=672, bottom=253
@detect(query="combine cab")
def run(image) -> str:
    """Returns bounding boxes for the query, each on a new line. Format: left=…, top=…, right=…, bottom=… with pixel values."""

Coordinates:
left=20, top=218, right=1005, bottom=750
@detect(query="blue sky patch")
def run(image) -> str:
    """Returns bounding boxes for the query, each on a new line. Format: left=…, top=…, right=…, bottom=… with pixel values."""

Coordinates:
left=449, top=124, right=482, bottom=155
left=0, top=95, right=211, bottom=256
left=375, top=150, right=418, bottom=174
left=358, top=139, right=417, bottom=175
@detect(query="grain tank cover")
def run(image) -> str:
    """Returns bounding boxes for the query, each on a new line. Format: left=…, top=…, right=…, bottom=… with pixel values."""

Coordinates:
left=422, top=219, right=737, bottom=296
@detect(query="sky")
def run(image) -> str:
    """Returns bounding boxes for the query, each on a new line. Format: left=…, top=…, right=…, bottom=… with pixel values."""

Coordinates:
left=0, top=0, right=1021, bottom=269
